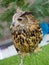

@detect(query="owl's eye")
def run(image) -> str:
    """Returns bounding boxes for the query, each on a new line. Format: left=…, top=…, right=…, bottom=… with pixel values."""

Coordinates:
left=18, top=18, right=22, bottom=21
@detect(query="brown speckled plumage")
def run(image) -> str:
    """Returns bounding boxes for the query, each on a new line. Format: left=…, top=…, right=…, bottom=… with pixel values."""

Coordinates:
left=10, top=9, right=43, bottom=65
left=10, top=11, right=43, bottom=54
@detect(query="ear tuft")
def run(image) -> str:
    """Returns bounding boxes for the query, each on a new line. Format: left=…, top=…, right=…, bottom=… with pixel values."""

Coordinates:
left=16, top=7, right=23, bottom=13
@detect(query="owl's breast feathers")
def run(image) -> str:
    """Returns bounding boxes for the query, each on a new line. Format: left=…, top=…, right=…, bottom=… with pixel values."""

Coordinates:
left=10, top=12, right=43, bottom=53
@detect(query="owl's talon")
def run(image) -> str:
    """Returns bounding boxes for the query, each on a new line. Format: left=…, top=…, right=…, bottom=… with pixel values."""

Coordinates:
left=34, top=47, right=42, bottom=53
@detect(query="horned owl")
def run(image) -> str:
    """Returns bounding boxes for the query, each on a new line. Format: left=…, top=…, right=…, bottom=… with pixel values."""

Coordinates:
left=10, top=8, right=43, bottom=65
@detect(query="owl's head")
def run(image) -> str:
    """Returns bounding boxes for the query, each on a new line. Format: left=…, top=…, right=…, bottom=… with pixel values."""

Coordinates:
left=10, top=7, right=33, bottom=32
left=10, top=8, right=25, bottom=31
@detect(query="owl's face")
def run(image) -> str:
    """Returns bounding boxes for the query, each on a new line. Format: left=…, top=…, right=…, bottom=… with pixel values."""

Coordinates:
left=10, top=14, right=21, bottom=30
left=10, top=12, right=28, bottom=32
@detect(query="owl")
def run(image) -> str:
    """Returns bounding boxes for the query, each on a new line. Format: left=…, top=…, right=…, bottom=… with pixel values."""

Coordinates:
left=10, top=8, right=43, bottom=65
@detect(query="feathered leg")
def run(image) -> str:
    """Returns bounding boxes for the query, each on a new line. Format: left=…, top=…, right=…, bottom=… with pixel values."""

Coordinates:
left=20, top=55, right=24, bottom=65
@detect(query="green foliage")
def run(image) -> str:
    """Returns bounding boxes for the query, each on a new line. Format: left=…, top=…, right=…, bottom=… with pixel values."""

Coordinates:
left=1, top=7, right=16, bottom=22
left=21, top=3, right=30, bottom=11
left=1, top=0, right=25, bottom=22
left=29, top=0, right=49, bottom=20
left=1, top=0, right=49, bottom=22
left=0, top=33, right=3, bottom=38
left=0, top=25, right=4, bottom=38
left=0, top=25, right=4, bottom=29
left=1, top=0, right=16, bottom=7
left=0, top=45, right=49, bottom=65
left=16, top=0, right=25, bottom=7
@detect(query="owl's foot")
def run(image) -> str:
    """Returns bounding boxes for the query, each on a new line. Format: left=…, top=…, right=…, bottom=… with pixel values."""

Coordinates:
left=19, top=55, right=24, bottom=65
left=19, top=63, right=23, bottom=65
left=34, top=47, right=42, bottom=53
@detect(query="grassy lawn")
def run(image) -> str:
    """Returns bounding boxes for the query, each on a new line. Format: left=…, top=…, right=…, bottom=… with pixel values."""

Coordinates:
left=0, top=44, right=49, bottom=65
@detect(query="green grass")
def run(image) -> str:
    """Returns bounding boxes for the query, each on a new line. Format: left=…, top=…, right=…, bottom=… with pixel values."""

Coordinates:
left=0, top=44, right=49, bottom=65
